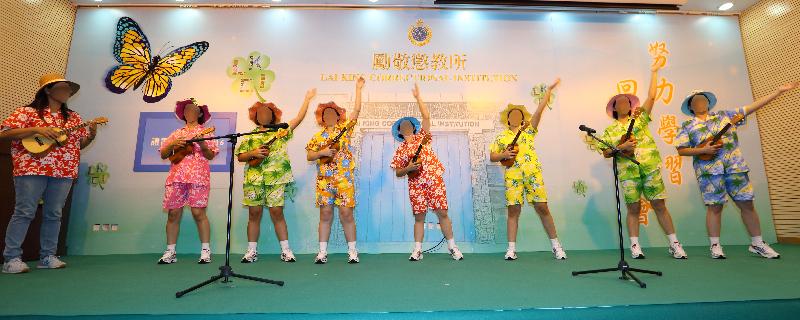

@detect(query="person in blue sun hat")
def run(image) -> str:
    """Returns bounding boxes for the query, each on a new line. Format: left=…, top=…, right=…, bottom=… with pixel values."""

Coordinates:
left=674, top=81, right=799, bottom=260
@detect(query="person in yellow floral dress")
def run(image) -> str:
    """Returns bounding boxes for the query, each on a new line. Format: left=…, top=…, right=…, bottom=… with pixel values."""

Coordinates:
left=489, top=79, right=567, bottom=261
left=598, top=63, right=686, bottom=260
left=236, top=89, right=315, bottom=264
left=306, top=77, right=364, bottom=264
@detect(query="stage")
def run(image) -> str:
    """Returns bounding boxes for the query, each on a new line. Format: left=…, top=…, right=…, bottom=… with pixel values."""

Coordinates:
left=1, top=244, right=798, bottom=319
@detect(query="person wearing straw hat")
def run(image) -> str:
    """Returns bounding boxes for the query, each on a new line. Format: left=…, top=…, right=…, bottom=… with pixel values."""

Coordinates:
left=597, top=63, right=687, bottom=260
left=306, top=77, right=365, bottom=264
left=1, top=74, right=97, bottom=274
left=156, top=98, right=219, bottom=265
left=390, top=83, right=464, bottom=262
left=489, top=78, right=567, bottom=261
left=236, top=89, right=315, bottom=264
left=674, top=82, right=799, bottom=259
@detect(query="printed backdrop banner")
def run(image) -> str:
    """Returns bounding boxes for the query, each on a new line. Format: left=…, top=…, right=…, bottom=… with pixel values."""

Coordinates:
left=64, top=7, right=774, bottom=255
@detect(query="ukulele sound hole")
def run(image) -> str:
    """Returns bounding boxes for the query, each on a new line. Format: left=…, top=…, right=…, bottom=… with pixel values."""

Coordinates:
left=34, top=137, right=44, bottom=146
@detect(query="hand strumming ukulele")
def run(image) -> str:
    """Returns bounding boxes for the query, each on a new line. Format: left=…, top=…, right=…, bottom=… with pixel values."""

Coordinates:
left=616, top=108, right=643, bottom=158
left=319, top=120, right=357, bottom=165
left=247, top=129, right=289, bottom=167
left=168, top=127, right=216, bottom=164
left=407, top=133, right=432, bottom=179
left=22, top=117, right=109, bottom=158
left=696, top=113, right=745, bottom=161
left=500, top=120, right=530, bottom=168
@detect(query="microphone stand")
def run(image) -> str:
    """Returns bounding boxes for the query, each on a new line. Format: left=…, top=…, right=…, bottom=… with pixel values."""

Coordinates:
left=571, top=128, right=662, bottom=288
left=176, top=128, right=285, bottom=298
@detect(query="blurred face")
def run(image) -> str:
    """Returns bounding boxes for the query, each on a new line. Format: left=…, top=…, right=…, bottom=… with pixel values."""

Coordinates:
left=45, top=82, right=72, bottom=104
left=256, top=107, right=273, bottom=126
left=323, top=108, right=339, bottom=127
left=614, top=96, right=631, bottom=119
left=689, top=94, right=709, bottom=115
left=508, top=109, right=524, bottom=127
left=399, top=120, right=415, bottom=139
left=183, top=104, right=201, bottom=123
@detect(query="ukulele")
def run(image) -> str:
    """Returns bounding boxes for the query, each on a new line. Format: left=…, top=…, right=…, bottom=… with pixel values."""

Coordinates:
left=22, top=117, right=109, bottom=158
left=616, top=108, right=643, bottom=158
left=167, top=127, right=216, bottom=164
left=319, top=120, right=357, bottom=165
left=696, top=113, right=745, bottom=161
left=407, top=134, right=432, bottom=179
left=247, top=129, right=288, bottom=167
left=500, top=121, right=530, bottom=168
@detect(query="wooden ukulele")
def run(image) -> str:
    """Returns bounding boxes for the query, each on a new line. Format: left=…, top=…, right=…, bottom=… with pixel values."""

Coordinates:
left=22, top=117, right=108, bottom=158
left=616, top=108, right=643, bottom=158
left=407, top=133, right=432, bottom=179
left=500, top=121, right=530, bottom=168
left=319, top=120, right=357, bottom=165
left=167, top=127, right=215, bottom=164
left=696, top=113, right=745, bottom=161
left=247, top=129, right=288, bottom=167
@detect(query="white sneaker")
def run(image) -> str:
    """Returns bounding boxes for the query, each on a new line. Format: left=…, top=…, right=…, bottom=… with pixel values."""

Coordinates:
left=409, top=249, right=423, bottom=261
left=504, top=249, right=518, bottom=261
left=157, top=250, right=177, bottom=264
left=240, top=249, right=258, bottom=263
left=710, top=243, right=726, bottom=259
left=280, top=249, right=296, bottom=263
left=347, top=249, right=360, bottom=264
left=630, top=244, right=645, bottom=259
left=37, top=255, right=67, bottom=269
left=552, top=246, right=568, bottom=260
left=198, top=249, right=212, bottom=264
left=749, top=242, right=780, bottom=259
left=449, top=247, right=464, bottom=261
left=669, top=241, right=688, bottom=259
left=2, top=258, right=30, bottom=274
left=314, top=250, right=328, bottom=264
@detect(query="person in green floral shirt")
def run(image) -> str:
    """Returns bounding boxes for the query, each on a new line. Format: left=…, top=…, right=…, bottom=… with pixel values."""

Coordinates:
left=306, top=77, right=365, bottom=264
left=675, top=82, right=798, bottom=259
left=598, top=63, right=687, bottom=260
left=489, top=79, right=567, bottom=261
left=235, top=89, right=315, bottom=264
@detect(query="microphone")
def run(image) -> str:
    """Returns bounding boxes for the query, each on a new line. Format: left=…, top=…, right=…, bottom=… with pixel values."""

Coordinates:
left=261, top=123, right=289, bottom=129
left=578, top=125, right=596, bottom=134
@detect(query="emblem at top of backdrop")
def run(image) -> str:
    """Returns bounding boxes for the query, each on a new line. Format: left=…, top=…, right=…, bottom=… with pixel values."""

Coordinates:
left=408, top=19, right=432, bottom=47
left=226, top=51, right=275, bottom=102
left=531, top=83, right=557, bottom=110
left=104, top=17, right=210, bottom=103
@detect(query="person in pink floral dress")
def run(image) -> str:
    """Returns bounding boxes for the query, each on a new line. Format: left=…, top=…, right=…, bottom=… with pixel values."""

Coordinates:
left=390, top=84, right=463, bottom=262
left=156, top=98, right=219, bottom=265
left=1, top=74, right=97, bottom=274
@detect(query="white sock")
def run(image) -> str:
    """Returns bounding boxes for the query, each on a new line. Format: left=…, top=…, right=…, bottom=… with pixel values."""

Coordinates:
left=414, top=242, right=422, bottom=251
left=709, top=237, right=720, bottom=246
left=167, top=244, right=176, bottom=251
left=201, top=243, right=210, bottom=251
left=630, top=237, right=639, bottom=246
left=751, top=236, right=763, bottom=246
left=279, top=240, right=289, bottom=251
left=319, top=242, right=328, bottom=252
left=550, top=238, right=561, bottom=248
left=447, top=238, right=456, bottom=250
left=347, top=241, right=357, bottom=251
left=667, top=233, right=678, bottom=243
left=247, top=242, right=257, bottom=251
left=508, top=242, right=516, bottom=251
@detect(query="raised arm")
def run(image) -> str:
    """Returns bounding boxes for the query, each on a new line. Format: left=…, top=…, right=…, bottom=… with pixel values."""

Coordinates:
left=350, top=76, right=365, bottom=120
left=640, top=63, right=662, bottom=115
left=412, top=83, right=431, bottom=132
left=744, top=81, right=799, bottom=116
left=529, top=78, right=561, bottom=130
left=289, top=88, right=316, bottom=131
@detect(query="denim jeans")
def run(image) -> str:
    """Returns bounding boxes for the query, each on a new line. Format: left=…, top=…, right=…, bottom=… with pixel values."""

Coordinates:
left=3, top=175, right=74, bottom=260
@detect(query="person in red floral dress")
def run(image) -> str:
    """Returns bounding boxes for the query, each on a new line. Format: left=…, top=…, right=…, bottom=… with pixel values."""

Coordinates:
left=1, top=74, right=98, bottom=274
left=390, top=84, right=464, bottom=262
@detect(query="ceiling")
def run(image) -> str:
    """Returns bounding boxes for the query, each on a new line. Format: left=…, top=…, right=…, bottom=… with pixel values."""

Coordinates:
left=70, top=0, right=763, bottom=13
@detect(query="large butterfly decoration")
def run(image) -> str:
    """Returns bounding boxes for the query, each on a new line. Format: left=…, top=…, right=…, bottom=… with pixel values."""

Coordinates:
left=104, top=17, right=209, bottom=103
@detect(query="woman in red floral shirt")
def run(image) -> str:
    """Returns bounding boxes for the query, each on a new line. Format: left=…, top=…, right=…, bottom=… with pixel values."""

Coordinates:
left=1, top=74, right=98, bottom=274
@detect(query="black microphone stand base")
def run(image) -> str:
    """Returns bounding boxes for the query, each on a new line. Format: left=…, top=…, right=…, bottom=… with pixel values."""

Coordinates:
left=572, top=259, right=662, bottom=289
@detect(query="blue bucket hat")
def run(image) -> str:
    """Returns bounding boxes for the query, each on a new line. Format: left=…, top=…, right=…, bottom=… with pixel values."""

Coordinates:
left=392, top=117, right=421, bottom=142
left=681, top=90, right=717, bottom=116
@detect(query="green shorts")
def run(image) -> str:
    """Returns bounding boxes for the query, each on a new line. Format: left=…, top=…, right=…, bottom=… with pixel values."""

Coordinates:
left=620, top=169, right=667, bottom=204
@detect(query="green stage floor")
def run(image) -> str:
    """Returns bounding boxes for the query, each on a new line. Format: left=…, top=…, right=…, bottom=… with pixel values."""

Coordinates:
left=1, top=245, right=799, bottom=318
